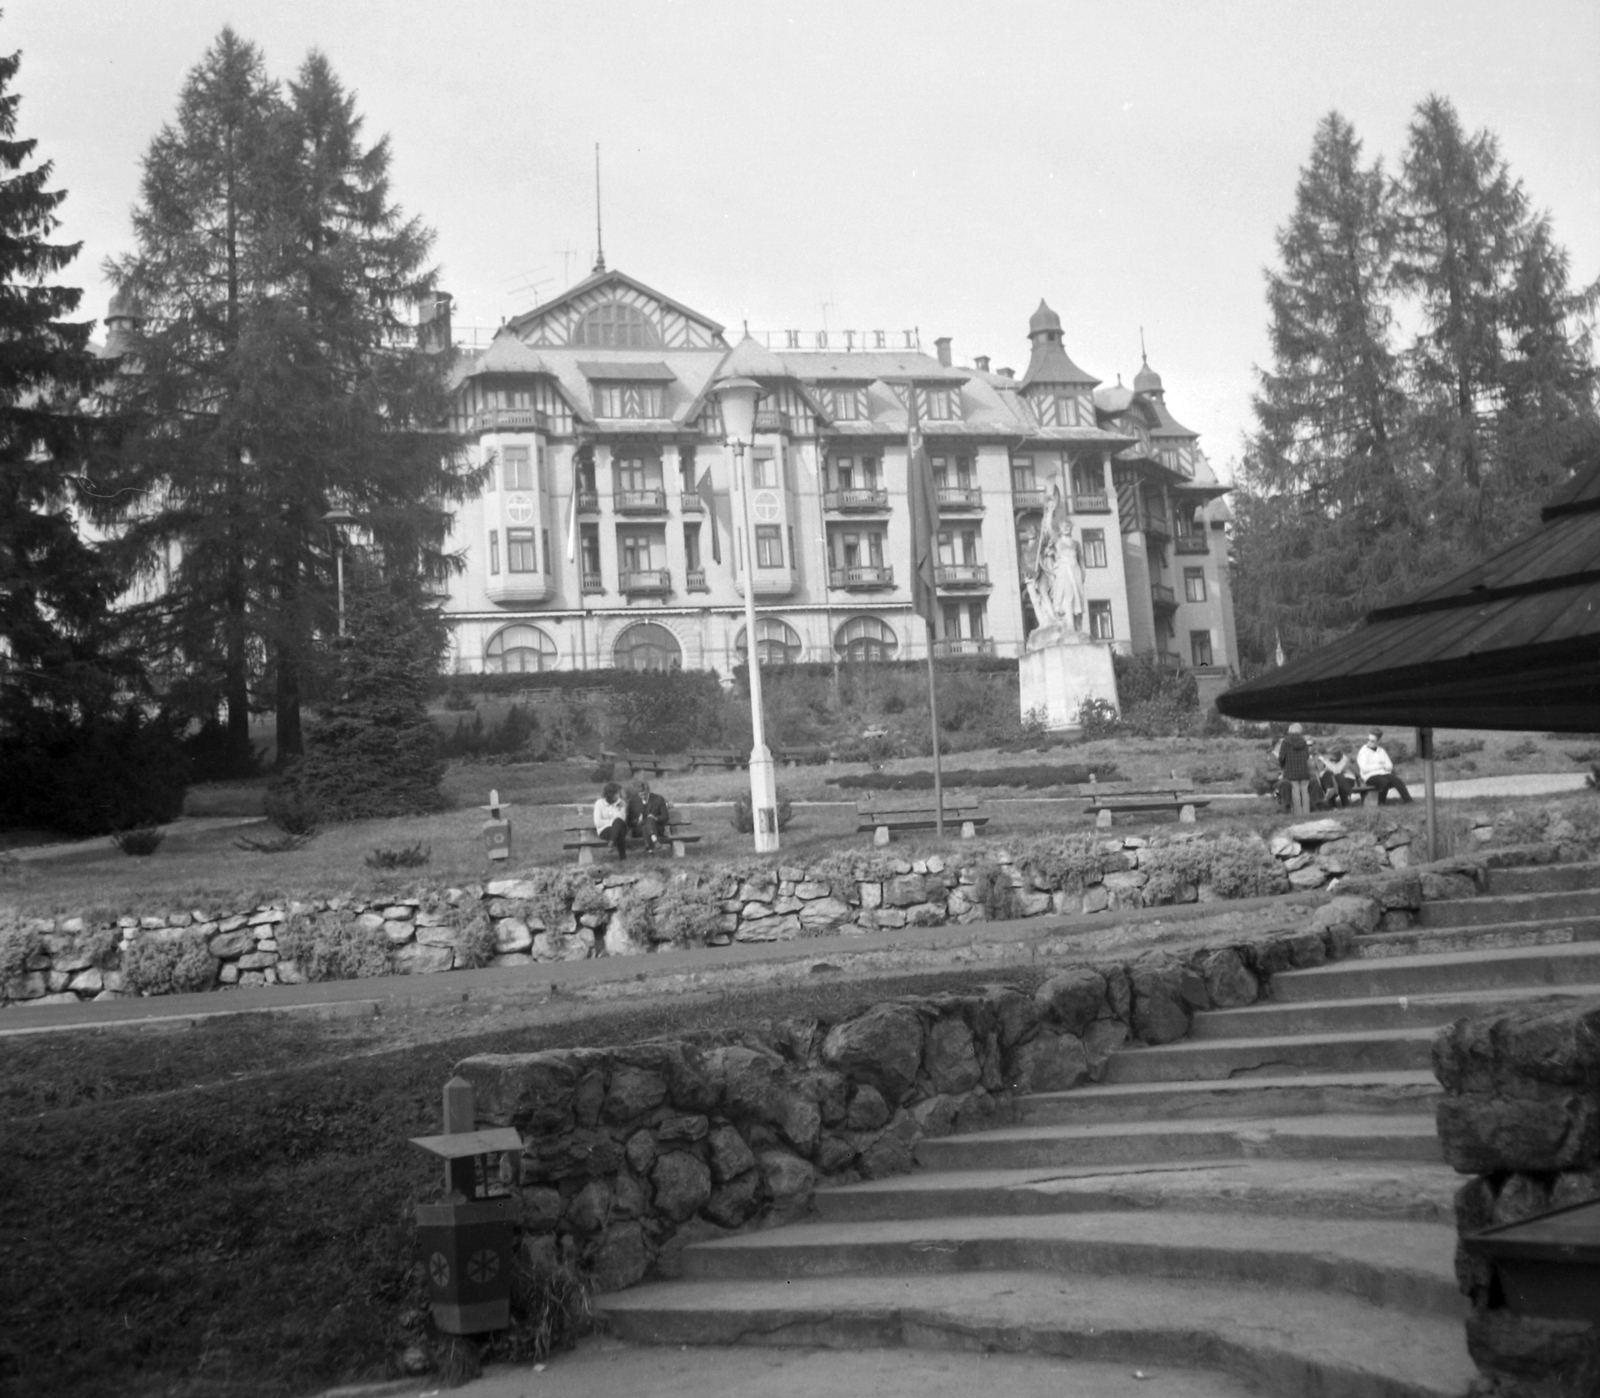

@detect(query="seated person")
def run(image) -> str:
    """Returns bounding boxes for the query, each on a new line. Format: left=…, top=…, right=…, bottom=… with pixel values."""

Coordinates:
left=626, top=780, right=671, bottom=853
left=1356, top=730, right=1413, bottom=805
left=1316, top=749, right=1357, bottom=808
left=592, top=781, right=630, bottom=859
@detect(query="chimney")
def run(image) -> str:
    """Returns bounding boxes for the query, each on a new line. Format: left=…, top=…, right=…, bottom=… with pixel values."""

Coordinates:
left=974, top=354, right=991, bottom=374
left=934, top=336, right=952, bottom=368
left=418, top=291, right=453, bottom=354
left=998, top=367, right=1015, bottom=379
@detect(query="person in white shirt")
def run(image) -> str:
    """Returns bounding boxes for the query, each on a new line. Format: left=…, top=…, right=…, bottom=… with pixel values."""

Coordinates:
left=1356, top=730, right=1413, bottom=805
left=592, top=781, right=630, bottom=859
left=1316, top=749, right=1358, bottom=808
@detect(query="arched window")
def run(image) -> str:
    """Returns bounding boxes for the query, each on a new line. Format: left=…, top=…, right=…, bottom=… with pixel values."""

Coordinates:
left=834, top=615, right=898, bottom=663
left=734, top=618, right=803, bottom=666
left=613, top=622, right=682, bottom=672
left=485, top=624, right=558, bottom=674
left=572, top=301, right=662, bottom=349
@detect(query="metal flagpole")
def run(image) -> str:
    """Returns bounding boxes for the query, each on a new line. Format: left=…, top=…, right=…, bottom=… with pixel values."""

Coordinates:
left=926, top=619, right=943, bottom=837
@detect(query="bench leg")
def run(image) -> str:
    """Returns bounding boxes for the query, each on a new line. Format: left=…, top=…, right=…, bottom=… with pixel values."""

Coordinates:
left=672, top=839, right=686, bottom=858
left=577, top=846, right=594, bottom=867
left=1096, top=808, right=1112, bottom=829
left=961, top=820, right=976, bottom=839
left=1179, top=803, right=1196, bottom=823
left=874, top=825, right=891, bottom=847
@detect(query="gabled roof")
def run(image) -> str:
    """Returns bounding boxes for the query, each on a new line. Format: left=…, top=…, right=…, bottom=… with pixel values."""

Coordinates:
left=1218, top=449, right=1600, bottom=731
left=576, top=360, right=676, bottom=382
left=504, top=267, right=726, bottom=343
left=465, top=333, right=553, bottom=376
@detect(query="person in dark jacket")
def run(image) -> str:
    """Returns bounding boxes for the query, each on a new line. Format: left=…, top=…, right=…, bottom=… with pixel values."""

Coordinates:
left=626, top=780, right=671, bottom=853
left=1278, top=722, right=1313, bottom=814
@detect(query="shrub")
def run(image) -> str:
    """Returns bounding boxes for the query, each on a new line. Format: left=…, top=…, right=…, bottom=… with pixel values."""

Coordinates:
left=1567, top=747, right=1600, bottom=766
left=1503, top=738, right=1539, bottom=762
left=1076, top=697, right=1121, bottom=738
left=730, top=787, right=794, bottom=834
left=276, top=913, right=395, bottom=982
left=263, top=786, right=321, bottom=837
left=1434, top=737, right=1485, bottom=761
left=647, top=881, right=723, bottom=946
left=452, top=910, right=499, bottom=969
left=440, top=704, right=540, bottom=762
left=1140, top=838, right=1216, bottom=903
left=614, top=670, right=729, bottom=752
left=111, top=825, right=166, bottom=856
left=524, top=867, right=604, bottom=935
left=442, top=682, right=477, bottom=712
left=1009, top=832, right=1108, bottom=893
left=180, top=719, right=261, bottom=782
left=967, top=860, right=1017, bottom=920
left=121, top=930, right=216, bottom=996
left=481, top=1248, right=593, bottom=1369
left=365, top=843, right=431, bottom=870
left=1188, top=763, right=1241, bottom=786
left=0, top=923, right=42, bottom=997
left=1113, top=651, right=1199, bottom=711
left=827, top=763, right=1118, bottom=792
left=805, top=849, right=899, bottom=901
left=1203, top=834, right=1289, bottom=899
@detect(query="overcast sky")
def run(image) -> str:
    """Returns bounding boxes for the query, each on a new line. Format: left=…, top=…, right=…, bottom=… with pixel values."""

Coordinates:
left=8, top=0, right=1598, bottom=476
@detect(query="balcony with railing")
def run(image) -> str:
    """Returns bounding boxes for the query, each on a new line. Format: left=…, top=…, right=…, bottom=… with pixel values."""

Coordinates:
left=1151, top=583, right=1178, bottom=608
left=829, top=564, right=895, bottom=590
left=1156, top=650, right=1185, bottom=673
left=935, top=563, right=991, bottom=589
left=685, top=568, right=708, bottom=593
left=936, top=485, right=984, bottom=512
left=1071, top=492, right=1111, bottom=513
left=1012, top=487, right=1046, bottom=513
left=619, top=568, right=672, bottom=596
left=614, top=488, right=668, bottom=516
left=580, top=571, right=604, bottom=595
left=575, top=490, right=600, bottom=514
left=471, top=406, right=548, bottom=434
left=933, top=637, right=996, bottom=658
left=1145, top=516, right=1172, bottom=543
left=486, top=573, right=553, bottom=607
left=1175, top=531, right=1209, bottom=554
left=824, top=488, right=890, bottom=513
left=679, top=492, right=705, bottom=515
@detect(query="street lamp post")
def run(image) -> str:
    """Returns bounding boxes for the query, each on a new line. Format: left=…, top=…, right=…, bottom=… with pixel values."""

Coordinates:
left=322, top=509, right=360, bottom=638
left=712, top=376, right=780, bottom=853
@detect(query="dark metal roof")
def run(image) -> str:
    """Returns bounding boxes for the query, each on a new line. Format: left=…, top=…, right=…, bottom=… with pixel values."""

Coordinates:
left=576, top=360, right=677, bottom=382
left=1217, top=451, right=1600, bottom=732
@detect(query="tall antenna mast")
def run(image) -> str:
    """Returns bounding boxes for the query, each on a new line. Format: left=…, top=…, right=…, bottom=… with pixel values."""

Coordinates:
left=593, top=143, right=606, bottom=274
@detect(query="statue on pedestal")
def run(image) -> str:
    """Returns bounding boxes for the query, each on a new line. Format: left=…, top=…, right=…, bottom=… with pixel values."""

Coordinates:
left=1025, top=480, right=1087, bottom=645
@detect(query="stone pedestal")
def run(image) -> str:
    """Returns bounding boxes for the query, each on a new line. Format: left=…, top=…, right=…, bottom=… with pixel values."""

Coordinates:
left=1019, top=628, right=1119, bottom=731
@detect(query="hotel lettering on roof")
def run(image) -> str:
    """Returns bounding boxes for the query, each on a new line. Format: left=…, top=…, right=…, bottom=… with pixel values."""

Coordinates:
left=437, top=266, right=1238, bottom=681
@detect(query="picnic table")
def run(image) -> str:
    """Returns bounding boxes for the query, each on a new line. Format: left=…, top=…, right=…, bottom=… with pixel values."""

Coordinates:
left=855, top=798, right=989, bottom=846
left=562, top=806, right=700, bottom=864
left=1084, top=773, right=1210, bottom=827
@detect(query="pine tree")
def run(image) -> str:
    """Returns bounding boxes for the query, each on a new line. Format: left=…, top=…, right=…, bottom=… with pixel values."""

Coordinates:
left=1233, top=113, right=1421, bottom=661
left=0, top=37, right=185, bottom=834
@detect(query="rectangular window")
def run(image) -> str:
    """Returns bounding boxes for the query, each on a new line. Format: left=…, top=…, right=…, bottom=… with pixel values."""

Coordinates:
left=1191, top=630, right=1214, bottom=667
left=839, top=532, right=860, bottom=567
left=829, top=387, right=861, bottom=420
left=931, top=455, right=949, bottom=488
left=787, top=525, right=796, bottom=567
left=683, top=523, right=701, bottom=571
left=921, top=387, right=959, bottom=421
left=1072, top=460, right=1101, bottom=496
left=595, top=384, right=664, bottom=418
left=755, top=525, right=784, bottom=568
left=751, top=454, right=778, bottom=489
left=968, top=601, right=987, bottom=640
left=615, top=456, right=649, bottom=493
left=867, top=531, right=884, bottom=567
left=503, top=445, right=533, bottom=491
left=1184, top=567, right=1207, bottom=602
left=860, top=455, right=880, bottom=487
left=941, top=602, right=963, bottom=639
left=620, top=532, right=654, bottom=572
left=937, top=530, right=955, bottom=566
left=960, top=529, right=979, bottom=566
left=542, top=528, right=551, bottom=574
left=1011, top=455, right=1035, bottom=491
left=580, top=524, right=601, bottom=574
left=507, top=528, right=537, bottom=573
left=834, top=456, right=854, bottom=491
left=536, top=443, right=549, bottom=492
left=1088, top=601, right=1114, bottom=640
left=1082, top=529, right=1107, bottom=568
left=488, top=529, right=500, bottom=575
left=956, top=456, right=973, bottom=488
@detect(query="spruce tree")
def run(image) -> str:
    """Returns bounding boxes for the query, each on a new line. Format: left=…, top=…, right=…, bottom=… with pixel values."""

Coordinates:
left=0, top=37, right=184, bottom=834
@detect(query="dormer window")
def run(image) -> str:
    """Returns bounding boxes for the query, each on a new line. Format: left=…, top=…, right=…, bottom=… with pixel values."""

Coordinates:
left=1056, top=392, right=1088, bottom=426
left=595, top=384, right=665, bottom=418
left=826, top=387, right=863, bottom=421
left=573, top=301, right=662, bottom=348
left=921, top=387, right=959, bottom=421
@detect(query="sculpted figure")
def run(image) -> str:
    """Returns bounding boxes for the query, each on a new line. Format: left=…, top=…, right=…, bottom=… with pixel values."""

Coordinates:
left=1027, top=481, right=1086, bottom=635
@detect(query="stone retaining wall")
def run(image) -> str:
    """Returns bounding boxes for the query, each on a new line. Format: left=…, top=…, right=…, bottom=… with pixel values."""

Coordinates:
left=455, top=911, right=1378, bottom=1293
left=0, top=813, right=1540, bottom=1009
left=1435, top=1001, right=1600, bottom=1396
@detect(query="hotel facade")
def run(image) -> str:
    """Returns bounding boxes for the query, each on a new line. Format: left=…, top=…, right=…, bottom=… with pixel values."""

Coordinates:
left=436, top=267, right=1238, bottom=682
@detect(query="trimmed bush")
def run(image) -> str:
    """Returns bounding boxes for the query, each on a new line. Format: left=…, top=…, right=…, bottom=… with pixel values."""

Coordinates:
left=121, top=931, right=216, bottom=996
left=730, top=787, right=794, bottom=834
left=275, top=913, right=394, bottom=982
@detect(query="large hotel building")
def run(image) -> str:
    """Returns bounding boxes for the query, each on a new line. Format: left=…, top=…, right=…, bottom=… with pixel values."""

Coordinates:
left=436, top=266, right=1238, bottom=680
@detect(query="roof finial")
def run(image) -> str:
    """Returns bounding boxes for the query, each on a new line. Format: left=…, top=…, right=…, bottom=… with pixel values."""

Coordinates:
left=593, top=143, right=606, bottom=274
left=1140, top=325, right=1147, bottom=364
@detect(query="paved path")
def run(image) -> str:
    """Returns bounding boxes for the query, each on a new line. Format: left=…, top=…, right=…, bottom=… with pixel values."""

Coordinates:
left=321, top=1335, right=1256, bottom=1398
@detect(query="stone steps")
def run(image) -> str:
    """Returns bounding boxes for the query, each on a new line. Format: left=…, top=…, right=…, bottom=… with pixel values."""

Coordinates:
left=1101, top=1027, right=1437, bottom=1082
left=1485, top=861, right=1600, bottom=894
left=1354, top=914, right=1600, bottom=959
left=912, top=1113, right=1442, bottom=1172
left=1015, top=1069, right=1440, bottom=1123
left=1270, top=940, right=1600, bottom=1001
left=1190, top=982, right=1600, bottom=1039
left=1415, top=885, right=1600, bottom=928
left=598, top=1271, right=1477, bottom=1398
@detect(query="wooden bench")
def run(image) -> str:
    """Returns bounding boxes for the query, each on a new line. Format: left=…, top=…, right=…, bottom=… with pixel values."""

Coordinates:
left=601, top=750, right=673, bottom=777
left=777, top=744, right=830, bottom=766
left=1086, top=774, right=1210, bottom=827
left=687, top=748, right=747, bottom=771
left=855, top=799, right=990, bottom=845
left=563, top=808, right=700, bottom=864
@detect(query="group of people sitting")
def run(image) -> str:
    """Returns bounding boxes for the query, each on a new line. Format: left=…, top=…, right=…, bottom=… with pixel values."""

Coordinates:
left=1275, top=724, right=1414, bottom=814
left=591, top=780, right=672, bottom=859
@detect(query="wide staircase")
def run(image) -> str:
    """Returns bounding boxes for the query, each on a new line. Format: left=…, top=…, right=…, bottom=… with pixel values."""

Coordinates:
left=598, top=857, right=1600, bottom=1398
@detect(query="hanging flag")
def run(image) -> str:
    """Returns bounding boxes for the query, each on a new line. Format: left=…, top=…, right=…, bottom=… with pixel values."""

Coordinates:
left=905, top=383, right=940, bottom=629
left=565, top=465, right=580, bottom=563
left=696, top=461, right=731, bottom=567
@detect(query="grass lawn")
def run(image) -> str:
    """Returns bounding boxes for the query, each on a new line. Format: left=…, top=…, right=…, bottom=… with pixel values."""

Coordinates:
left=0, top=962, right=1063, bottom=1398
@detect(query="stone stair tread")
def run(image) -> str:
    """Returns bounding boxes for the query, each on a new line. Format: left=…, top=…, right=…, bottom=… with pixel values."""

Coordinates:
left=1191, top=982, right=1600, bottom=1035
left=1117, top=1025, right=1439, bottom=1054
left=812, top=1157, right=1459, bottom=1222
left=1356, top=918, right=1600, bottom=957
left=597, top=1271, right=1476, bottom=1397
left=1052, top=1068, right=1438, bottom=1099
left=1280, top=939, right=1600, bottom=978
left=916, top=1112, right=1438, bottom=1145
